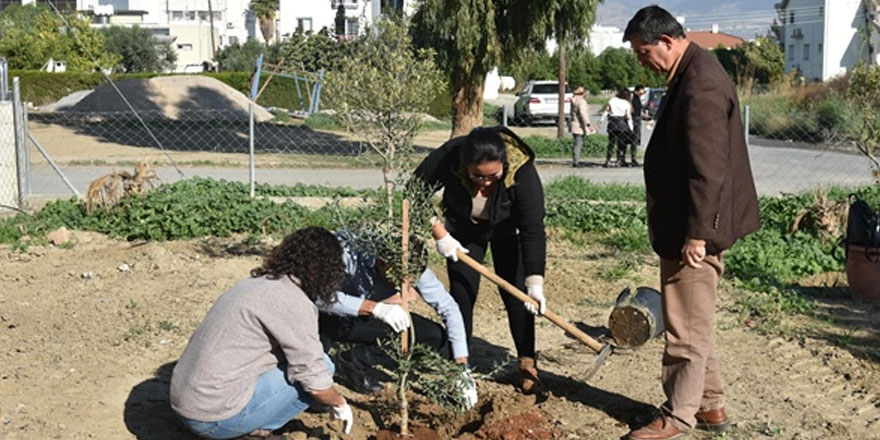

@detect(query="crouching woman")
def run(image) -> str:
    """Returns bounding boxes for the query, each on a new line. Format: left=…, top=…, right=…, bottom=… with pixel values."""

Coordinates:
left=170, top=226, right=354, bottom=439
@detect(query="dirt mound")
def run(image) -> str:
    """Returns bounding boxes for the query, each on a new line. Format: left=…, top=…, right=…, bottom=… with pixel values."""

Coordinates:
left=58, top=75, right=273, bottom=122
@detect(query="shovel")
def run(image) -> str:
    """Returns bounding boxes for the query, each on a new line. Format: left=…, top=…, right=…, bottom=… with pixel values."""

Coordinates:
left=453, top=249, right=613, bottom=382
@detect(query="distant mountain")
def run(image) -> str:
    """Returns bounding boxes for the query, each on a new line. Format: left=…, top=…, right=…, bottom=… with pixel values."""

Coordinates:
left=596, top=0, right=778, bottom=40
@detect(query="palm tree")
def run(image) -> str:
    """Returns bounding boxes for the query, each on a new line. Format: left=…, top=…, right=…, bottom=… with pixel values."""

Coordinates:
left=250, top=0, right=279, bottom=43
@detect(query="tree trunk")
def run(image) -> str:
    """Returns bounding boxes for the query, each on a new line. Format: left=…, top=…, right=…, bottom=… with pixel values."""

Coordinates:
left=557, top=43, right=567, bottom=139
left=383, top=165, right=394, bottom=220
left=451, top=80, right=484, bottom=138
left=260, top=17, right=274, bottom=43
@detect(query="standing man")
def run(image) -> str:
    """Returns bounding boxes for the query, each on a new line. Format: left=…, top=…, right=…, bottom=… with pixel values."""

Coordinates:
left=569, top=86, right=593, bottom=168
left=628, top=85, right=647, bottom=167
left=623, top=6, right=760, bottom=440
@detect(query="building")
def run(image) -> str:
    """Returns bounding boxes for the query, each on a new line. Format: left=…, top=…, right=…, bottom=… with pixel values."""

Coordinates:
left=587, top=25, right=628, bottom=55
left=277, top=0, right=417, bottom=41
left=78, top=0, right=262, bottom=73
left=686, top=25, right=745, bottom=50
left=774, top=0, right=875, bottom=81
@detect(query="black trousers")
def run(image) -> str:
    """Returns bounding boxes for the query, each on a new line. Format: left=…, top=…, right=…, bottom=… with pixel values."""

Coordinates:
left=319, top=312, right=450, bottom=358
left=445, top=223, right=535, bottom=359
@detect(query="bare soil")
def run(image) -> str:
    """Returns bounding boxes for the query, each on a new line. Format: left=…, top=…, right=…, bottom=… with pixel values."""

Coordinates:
left=1, top=231, right=879, bottom=439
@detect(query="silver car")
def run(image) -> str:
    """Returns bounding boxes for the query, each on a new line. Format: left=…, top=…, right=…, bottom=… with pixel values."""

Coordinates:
left=513, top=80, right=572, bottom=124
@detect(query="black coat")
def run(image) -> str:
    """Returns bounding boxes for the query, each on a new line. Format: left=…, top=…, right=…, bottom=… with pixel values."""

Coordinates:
left=414, top=126, right=546, bottom=276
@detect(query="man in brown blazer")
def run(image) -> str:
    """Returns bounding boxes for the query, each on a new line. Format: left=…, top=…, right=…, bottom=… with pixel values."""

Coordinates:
left=622, top=6, right=761, bottom=440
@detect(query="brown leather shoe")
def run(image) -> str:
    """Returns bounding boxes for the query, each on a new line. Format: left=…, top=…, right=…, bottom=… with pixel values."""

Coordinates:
left=627, top=416, right=687, bottom=440
left=695, top=407, right=729, bottom=432
left=518, top=357, right=545, bottom=395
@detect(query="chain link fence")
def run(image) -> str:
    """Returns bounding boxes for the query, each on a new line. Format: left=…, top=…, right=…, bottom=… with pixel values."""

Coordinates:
left=16, top=84, right=878, bottom=204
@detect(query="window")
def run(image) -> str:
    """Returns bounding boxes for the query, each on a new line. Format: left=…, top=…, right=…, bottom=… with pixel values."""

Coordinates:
left=297, top=17, right=313, bottom=32
left=788, top=44, right=794, bottom=61
left=803, top=44, right=810, bottom=60
left=818, top=43, right=823, bottom=56
left=198, top=11, right=210, bottom=21
left=177, top=43, right=193, bottom=50
left=790, top=10, right=795, bottom=24
left=229, top=36, right=239, bottom=46
left=331, top=0, right=358, bottom=8
left=345, top=17, right=359, bottom=37
left=819, top=6, right=824, bottom=16
left=186, top=11, right=196, bottom=21
left=171, top=11, right=183, bottom=21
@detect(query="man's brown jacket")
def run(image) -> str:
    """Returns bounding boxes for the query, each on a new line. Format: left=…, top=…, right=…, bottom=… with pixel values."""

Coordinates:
left=644, top=42, right=761, bottom=259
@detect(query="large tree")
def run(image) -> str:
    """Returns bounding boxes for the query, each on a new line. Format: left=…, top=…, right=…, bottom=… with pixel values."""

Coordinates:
left=102, top=26, right=176, bottom=73
left=0, top=4, right=119, bottom=72
left=715, top=37, right=784, bottom=86
left=412, top=0, right=603, bottom=137
left=545, top=0, right=603, bottom=137
left=250, top=0, right=279, bottom=43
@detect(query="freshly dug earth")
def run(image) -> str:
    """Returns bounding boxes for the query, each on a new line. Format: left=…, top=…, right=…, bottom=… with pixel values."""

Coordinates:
left=1, top=231, right=879, bottom=439
left=53, top=75, right=274, bottom=122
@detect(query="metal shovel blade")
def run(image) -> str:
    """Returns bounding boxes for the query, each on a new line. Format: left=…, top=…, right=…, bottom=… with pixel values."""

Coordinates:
left=582, top=344, right=613, bottom=382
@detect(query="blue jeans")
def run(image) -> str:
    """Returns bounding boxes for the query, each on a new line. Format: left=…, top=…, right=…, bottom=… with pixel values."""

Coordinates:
left=179, top=355, right=334, bottom=439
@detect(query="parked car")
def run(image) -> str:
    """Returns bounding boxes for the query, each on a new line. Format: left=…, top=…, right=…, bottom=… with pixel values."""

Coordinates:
left=513, top=80, right=572, bottom=125
left=645, top=87, right=666, bottom=120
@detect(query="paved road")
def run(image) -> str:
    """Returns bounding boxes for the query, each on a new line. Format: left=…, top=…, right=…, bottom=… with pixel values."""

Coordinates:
left=26, top=141, right=872, bottom=201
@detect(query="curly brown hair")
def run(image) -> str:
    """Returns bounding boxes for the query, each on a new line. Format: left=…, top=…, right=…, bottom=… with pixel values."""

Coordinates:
left=251, top=226, right=343, bottom=304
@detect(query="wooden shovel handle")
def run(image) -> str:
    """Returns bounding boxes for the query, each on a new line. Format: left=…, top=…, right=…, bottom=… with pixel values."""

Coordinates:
left=455, top=250, right=605, bottom=353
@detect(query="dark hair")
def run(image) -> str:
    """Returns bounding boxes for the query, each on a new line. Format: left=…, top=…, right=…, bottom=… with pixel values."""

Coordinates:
left=617, top=88, right=632, bottom=100
left=460, top=127, right=507, bottom=166
left=634, top=85, right=646, bottom=92
left=623, top=5, right=685, bottom=44
left=251, top=226, right=343, bottom=304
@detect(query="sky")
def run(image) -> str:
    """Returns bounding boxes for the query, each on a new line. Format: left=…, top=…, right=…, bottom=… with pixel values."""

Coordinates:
left=596, top=0, right=780, bottom=40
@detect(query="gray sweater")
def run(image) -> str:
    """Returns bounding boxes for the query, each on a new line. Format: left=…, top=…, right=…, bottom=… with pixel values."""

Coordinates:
left=170, top=275, right=333, bottom=422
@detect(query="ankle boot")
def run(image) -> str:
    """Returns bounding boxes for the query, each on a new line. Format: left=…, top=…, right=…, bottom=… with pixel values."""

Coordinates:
left=518, top=357, right=545, bottom=394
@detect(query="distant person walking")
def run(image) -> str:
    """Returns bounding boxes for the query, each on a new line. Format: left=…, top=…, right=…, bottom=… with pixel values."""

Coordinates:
left=627, top=85, right=647, bottom=167
left=599, top=89, right=634, bottom=167
left=622, top=6, right=760, bottom=440
left=569, top=86, right=594, bottom=168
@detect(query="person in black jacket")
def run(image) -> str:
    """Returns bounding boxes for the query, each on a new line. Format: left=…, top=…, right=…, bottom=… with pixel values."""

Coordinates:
left=413, top=126, right=547, bottom=394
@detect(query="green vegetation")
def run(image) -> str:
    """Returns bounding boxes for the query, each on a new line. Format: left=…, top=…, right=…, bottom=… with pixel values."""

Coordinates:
left=0, top=4, right=119, bottom=72
left=101, top=25, right=176, bottom=73
left=524, top=134, right=608, bottom=159
left=2, top=176, right=869, bottom=335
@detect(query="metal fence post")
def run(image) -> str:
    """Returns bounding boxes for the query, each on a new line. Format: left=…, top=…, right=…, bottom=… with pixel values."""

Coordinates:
left=744, top=104, right=750, bottom=148
left=249, top=100, right=255, bottom=198
left=502, top=105, right=508, bottom=127
left=12, top=77, right=26, bottom=209
left=0, top=57, right=8, bottom=100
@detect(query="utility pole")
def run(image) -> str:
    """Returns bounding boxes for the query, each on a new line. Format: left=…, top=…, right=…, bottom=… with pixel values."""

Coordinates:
left=208, top=0, right=217, bottom=62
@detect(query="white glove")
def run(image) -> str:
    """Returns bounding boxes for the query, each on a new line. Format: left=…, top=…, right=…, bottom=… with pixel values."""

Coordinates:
left=435, top=233, right=468, bottom=262
left=331, top=402, right=353, bottom=434
left=525, top=284, right=546, bottom=315
left=455, top=369, right=478, bottom=410
left=372, top=302, right=411, bottom=333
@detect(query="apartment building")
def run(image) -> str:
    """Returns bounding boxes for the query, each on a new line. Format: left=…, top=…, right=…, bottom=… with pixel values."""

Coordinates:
left=774, top=0, right=876, bottom=81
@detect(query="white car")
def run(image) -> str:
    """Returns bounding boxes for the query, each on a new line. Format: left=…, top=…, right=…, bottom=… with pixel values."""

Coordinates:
left=513, top=80, right=572, bottom=124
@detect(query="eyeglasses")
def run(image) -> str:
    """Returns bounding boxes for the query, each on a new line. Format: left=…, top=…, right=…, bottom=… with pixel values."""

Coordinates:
left=468, top=171, right=503, bottom=183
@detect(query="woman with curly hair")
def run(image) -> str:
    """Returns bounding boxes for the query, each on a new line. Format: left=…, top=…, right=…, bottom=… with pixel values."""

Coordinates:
left=170, top=226, right=354, bottom=439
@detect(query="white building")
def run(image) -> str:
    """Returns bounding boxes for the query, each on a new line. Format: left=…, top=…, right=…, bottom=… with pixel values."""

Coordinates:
left=587, top=25, right=627, bottom=55
left=774, top=0, right=877, bottom=81
left=277, top=0, right=417, bottom=41
left=544, top=25, right=627, bottom=56
left=79, top=0, right=262, bottom=72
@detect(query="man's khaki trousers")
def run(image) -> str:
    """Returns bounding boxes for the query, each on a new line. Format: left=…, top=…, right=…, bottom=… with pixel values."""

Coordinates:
left=659, top=254, right=725, bottom=431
